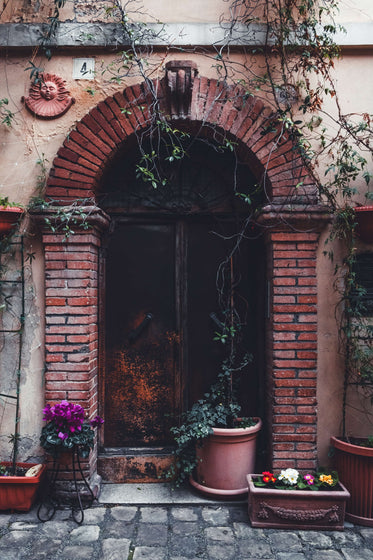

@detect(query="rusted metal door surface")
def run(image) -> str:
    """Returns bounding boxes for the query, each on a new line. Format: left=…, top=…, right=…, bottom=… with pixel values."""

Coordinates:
left=104, top=223, right=178, bottom=447
left=104, top=218, right=261, bottom=449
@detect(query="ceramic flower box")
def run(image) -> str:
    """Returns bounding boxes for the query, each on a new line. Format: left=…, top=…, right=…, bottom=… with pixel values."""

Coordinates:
left=0, top=462, right=46, bottom=511
left=247, top=474, right=350, bottom=531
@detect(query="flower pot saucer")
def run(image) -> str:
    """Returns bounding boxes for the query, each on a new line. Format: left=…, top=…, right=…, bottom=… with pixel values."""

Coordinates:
left=189, top=474, right=247, bottom=499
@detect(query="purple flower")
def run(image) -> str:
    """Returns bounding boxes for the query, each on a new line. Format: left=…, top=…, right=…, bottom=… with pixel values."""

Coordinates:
left=41, top=401, right=104, bottom=456
left=42, top=404, right=54, bottom=422
left=90, top=416, right=104, bottom=428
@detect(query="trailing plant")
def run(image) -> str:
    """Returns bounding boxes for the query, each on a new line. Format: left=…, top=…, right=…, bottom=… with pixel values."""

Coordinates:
left=168, top=355, right=256, bottom=486
left=0, top=98, right=14, bottom=127
left=339, top=246, right=373, bottom=437
left=29, top=197, right=95, bottom=239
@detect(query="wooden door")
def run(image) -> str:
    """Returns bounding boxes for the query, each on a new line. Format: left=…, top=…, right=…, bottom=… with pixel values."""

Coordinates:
left=104, top=218, right=261, bottom=449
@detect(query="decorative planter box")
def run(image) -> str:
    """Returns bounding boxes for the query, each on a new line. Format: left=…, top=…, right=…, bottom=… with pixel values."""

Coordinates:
left=247, top=474, right=350, bottom=531
left=0, top=462, right=46, bottom=512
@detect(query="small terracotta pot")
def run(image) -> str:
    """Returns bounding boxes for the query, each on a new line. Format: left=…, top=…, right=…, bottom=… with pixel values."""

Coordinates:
left=190, top=418, right=262, bottom=497
left=0, top=206, right=23, bottom=237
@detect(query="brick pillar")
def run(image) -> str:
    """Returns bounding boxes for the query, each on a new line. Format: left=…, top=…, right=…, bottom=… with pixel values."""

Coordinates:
left=39, top=207, right=110, bottom=483
left=269, top=230, right=319, bottom=471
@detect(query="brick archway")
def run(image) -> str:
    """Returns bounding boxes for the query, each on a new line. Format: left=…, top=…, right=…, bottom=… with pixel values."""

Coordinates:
left=41, top=65, right=328, bottom=483
left=45, top=72, right=317, bottom=206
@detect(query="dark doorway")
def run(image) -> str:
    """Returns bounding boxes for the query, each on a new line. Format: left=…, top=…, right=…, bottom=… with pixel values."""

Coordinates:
left=98, top=136, right=265, bottom=475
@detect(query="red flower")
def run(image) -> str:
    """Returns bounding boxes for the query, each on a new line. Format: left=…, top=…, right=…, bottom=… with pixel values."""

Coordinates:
left=262, top=471, right=276, bottom=483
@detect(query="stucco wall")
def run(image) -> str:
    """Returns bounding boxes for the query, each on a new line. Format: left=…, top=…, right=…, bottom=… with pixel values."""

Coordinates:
left=0, top=0, right=373, bottom=466
left=1, top=0, right=372, bottom=24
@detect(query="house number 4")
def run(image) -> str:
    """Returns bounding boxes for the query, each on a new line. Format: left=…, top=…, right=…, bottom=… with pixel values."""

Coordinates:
left=73, top=58, right=95, bottom=80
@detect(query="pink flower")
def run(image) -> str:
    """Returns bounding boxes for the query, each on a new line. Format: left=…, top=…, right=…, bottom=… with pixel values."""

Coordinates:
left=304, top=474, right=315, bottom=485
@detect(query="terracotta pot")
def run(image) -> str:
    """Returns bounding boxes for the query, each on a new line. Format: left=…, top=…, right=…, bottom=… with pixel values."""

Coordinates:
left=0, top=206, right=23, bottom=237
left=0, top=462, right=46, bottom=512
left=247, top=474, right=350, bottom=531
left=331, top=436, right=373, bottom=527
left=355, top=206, right=373, bottom=243
left=189, top=418, right=262, bottom=497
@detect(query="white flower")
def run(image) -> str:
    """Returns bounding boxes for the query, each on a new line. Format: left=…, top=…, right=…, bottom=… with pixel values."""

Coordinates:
left=278, top=468, right=299, bottom=485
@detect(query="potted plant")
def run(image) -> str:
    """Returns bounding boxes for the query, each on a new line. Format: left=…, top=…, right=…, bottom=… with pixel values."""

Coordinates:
left=247, top=468, right=350, bottom=531
left=330, top=435, right=373, bottom=526
left=38, top=401, right=103, bottom=522
left=0, top=197, right=23, bottom=238
left=0, top=461, right=46, bottom=512
left=40, top=400, right=104, bottom=460
left=330, top=238, right=373, bottom=526
left=169, top=354, right=262, bottom=497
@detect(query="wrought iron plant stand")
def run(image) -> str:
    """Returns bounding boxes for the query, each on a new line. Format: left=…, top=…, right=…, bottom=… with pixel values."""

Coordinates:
left=37, top=446, right=96, bottom=524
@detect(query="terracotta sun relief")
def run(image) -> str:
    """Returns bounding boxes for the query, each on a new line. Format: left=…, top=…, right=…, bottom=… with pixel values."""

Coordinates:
left=22, top=73, right=75, bottom=119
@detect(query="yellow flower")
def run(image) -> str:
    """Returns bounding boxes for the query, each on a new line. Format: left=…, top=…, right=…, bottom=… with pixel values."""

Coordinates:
left=319, top=474, right=334, bottom=485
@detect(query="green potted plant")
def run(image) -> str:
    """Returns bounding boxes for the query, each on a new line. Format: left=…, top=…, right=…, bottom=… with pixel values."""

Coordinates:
left=40, top=400, right=104, bottom=460
left=330, top=245, right=373, bottom=526
left=38, top=401, right=103, bottom=523
left=247, top=468, right=350, bottom=531
left=169, top=348, right=262, bottom=497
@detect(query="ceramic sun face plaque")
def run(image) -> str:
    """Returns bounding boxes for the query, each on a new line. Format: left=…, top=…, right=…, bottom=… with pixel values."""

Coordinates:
left=22, top=72, right=75, bottom=119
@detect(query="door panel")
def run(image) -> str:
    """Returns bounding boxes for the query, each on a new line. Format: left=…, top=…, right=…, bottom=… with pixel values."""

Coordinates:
left=187, top=220, right=258, bottom=415
left=104, top=223, right=178, bottom=447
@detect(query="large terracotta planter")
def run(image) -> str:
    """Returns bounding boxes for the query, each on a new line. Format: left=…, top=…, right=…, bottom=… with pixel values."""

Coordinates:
left=189, top=418, right=262, bottom=497
left=0, top=462, right=46, bottom=511
left=247, top=474, right=350, bottom=531
left=355, top=206, right=373, bottom=242
left=331, top=436, right=373, bottom=527
left=0, top=206, right=23, bottom=237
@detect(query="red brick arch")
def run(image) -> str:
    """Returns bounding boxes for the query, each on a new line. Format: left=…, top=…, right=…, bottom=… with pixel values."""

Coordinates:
left=41, top=71, right=328, bottom=482
left=45, top=75, right=316, bottom=205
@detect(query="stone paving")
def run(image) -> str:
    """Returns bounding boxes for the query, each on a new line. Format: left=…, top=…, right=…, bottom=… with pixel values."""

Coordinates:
left=0, top=503, right=373, bottom=560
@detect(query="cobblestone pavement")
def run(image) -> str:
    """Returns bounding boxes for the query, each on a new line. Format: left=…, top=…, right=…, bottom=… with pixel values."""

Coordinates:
left=0, top=503, right=373, bottom=560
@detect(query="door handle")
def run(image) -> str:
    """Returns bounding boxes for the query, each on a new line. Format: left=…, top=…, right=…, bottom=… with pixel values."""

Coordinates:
left=210, top=312, right=224, bottom=330
left=128, top=313, right=153, bottom=343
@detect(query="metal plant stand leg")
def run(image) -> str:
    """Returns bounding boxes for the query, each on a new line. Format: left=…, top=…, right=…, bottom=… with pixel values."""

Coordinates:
left=37, top=446, right=97, bottom=524
left=37, top=457, right=61, bottom=522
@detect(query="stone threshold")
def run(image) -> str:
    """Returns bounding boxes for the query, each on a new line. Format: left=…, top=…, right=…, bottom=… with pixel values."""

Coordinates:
left=98, top=482, right=246, bottom=506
